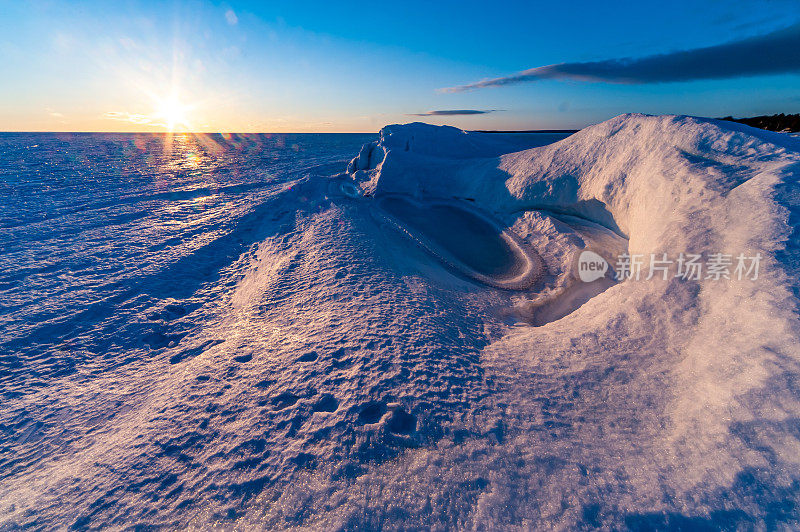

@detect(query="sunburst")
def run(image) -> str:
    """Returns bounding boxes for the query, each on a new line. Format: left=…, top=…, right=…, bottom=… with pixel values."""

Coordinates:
left=153, top=95, right=192, bottom=131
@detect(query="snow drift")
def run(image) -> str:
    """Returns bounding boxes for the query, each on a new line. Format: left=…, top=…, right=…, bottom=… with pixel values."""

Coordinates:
left=2, top=116, right=799, bottom=529
left=339, top=114, right=800, bottom=527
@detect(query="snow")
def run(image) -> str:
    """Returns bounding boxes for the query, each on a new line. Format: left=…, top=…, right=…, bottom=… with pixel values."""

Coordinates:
left=1, top=117, right=799, bottom=528
left=341, top=114, right=800, bottom=527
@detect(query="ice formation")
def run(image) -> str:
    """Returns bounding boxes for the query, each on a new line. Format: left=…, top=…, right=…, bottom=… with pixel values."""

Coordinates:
left=340, top=114, right=800, bottom=527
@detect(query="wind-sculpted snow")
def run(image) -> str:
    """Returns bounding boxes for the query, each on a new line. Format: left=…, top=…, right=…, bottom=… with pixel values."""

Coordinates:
left=1, top=117, right=799, bottom=529
left=341, top=115, right=800, bottom=528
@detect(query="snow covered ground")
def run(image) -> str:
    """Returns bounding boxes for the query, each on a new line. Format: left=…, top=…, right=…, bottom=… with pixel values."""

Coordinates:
left=1, top=116, right=799, bottom=528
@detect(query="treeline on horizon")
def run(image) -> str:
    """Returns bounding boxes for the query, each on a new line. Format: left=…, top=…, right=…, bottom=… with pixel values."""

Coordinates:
left=720, top=113, right=800, bottom=132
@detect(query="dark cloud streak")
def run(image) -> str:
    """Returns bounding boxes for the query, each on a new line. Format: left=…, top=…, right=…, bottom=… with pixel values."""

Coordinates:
left=443, top=23, right=800, bottom=92
left=407, top=109, right=501, bottom=116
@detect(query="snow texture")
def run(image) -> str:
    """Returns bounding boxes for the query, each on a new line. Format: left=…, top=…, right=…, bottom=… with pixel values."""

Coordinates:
left=1, top=116, right=799, bottom=529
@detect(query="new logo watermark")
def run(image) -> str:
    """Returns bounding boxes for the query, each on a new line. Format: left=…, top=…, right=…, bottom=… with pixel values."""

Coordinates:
left=577, top=250, right=610, bottom=282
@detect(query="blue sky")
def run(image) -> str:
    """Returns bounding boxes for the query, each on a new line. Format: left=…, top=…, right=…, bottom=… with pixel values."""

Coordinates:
left=1, top=0, right=798, bottom=131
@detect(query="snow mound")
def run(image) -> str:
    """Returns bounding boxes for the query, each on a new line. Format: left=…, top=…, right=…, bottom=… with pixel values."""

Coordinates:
left=338, top=115, right=800, bottom=526
left=347, top=122, right=534, bottom=175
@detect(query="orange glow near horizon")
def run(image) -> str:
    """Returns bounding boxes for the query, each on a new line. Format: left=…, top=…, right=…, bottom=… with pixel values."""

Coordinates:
left=103, top=90, right=196, bottom=132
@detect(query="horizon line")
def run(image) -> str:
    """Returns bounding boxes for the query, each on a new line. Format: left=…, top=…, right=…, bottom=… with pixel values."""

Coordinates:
left=0, top=128, right=583, bottom=135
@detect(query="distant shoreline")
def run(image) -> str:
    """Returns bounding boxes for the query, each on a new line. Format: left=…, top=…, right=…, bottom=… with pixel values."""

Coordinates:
left=719, top=113, right=800, bottom=133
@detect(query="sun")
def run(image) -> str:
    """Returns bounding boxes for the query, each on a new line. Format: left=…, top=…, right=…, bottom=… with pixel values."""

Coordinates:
left=154, top=96, right=192, bottom=131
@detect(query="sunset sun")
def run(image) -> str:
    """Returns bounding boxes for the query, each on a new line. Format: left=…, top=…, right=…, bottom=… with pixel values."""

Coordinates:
left=154, top=96, right=192, bottom=131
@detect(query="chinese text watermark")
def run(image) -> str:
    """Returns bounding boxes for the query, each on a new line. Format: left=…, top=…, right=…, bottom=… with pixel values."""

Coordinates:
left=577, top=251, right=762, bottom=282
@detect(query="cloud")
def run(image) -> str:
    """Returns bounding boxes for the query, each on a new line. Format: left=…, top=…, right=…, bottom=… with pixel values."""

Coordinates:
left=103, top=111, right=156, bottom=125
left=443, top=23, right=800, bottom=92
left=225, top=9, right=238, bottom=26
left=45, top=108, right=67, bottom=124
left=407, top=109, right=501, bottom=116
